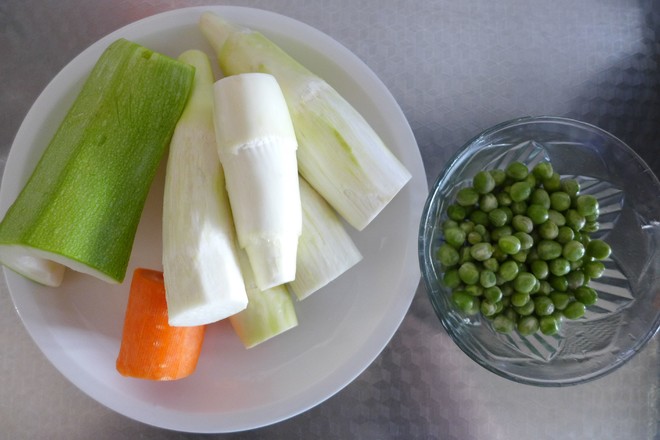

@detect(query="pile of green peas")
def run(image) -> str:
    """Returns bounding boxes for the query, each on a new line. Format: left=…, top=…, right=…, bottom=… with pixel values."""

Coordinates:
left=436, top=160, right=612, bottom=336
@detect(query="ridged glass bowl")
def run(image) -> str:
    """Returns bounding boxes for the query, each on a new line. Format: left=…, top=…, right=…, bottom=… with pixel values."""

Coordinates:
left=419, top=116, right=660, bottom=386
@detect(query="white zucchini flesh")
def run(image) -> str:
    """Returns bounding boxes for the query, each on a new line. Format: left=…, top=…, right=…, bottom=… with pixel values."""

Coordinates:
left=287, top=176, right=363, bottom=300
left=199, top=12, right=412, bottom=231
left=212, top=72, right=302, bottom=292
left=162, top=49, right=248, bottom=327
left=0, top=250, right=65, bottom=287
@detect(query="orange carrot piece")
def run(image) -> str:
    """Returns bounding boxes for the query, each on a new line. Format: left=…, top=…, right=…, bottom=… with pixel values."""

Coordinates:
left=116, top=268, right=205, bottom=381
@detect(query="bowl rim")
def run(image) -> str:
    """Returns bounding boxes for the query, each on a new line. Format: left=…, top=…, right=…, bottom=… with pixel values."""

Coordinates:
left=418, top=115, right=660, bottom=387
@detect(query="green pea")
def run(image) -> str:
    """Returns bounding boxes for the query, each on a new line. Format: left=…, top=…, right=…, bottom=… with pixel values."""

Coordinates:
left=442, top=219, right=459, bottom=229
left=456, top=187, right=479, bottom=206
left=496, top=191, right=512, bottom=206
left=465, top=284, right=484, bottom=297
left=510, top=201, right=528, bottom=215
left=511, top=291, right=531, bottom=307
left=584, top=260, right=605, bottom=279
left=543, top=172, right=562, bottom=192
left=527, top=204, right=549, bottom=224
left=498, top=235, right=521, bottom=255
left=498, top=260, right=520, bottom=282
left=458, top=247, right=474, bottom=263
left=484, top=286, right=503, bottom=303
left=500, top=206, right=513, bottom=223
left=512, top=215, right=534, bottom=233
left=585, top=212, right=599, bottom=224
left=467, top=231, right=482, bottom=245
left=473, top=170, right=496, bottom=194
left=480, top=300, right=499, bottom=317
left=506, top=161, right=529, bottom=180
left=515, top=299, right=536, bottom=316
left=470, top=242, right=494, bottom=261
left=492, top=245, right=507, bottom=262
left=547, top=209, right=566, bottom=227
left=565, top=209, right=586, bottom=231
left=469, top=209, right=489, bottom=226
left=587, top=239, right=611, bottom=260
left=576, top=194, right=599, bottom=217
left=514, top=232, right=534, bottom=250
left=570, top=259, right=584, bottom=271
left=566, top=270, right=585, bottom=290
left=442, top=269, right=461, bottom=288
left=444, top=227, right=466, bottom=248
left=502, top=307, right=519, bottom=322
left=447, top=204, right=466, bottom=221
left=524, top=173, right=537, bottom=189
left=437, top=244, right=460, bottom=267
left=574, top=286, right=598, bottom=306
left=480, top=270, right=497, bottom=288
left=539, top=315, right=561, bottom=335
left=517, top=316, right=540, bottom=336
left=531, top=188, right=551, bottom=208
left=537, top=240, right=563, bottom=260
left=513, top=272, right=537, bottom=294
left=488, top=208, right=508, bottom=227
left=491, top=226, right=513, bottom=243
left=550, top=191, right=572, bottom=211
left=562, top=240, right=586, bottom=262
left=560, top=178, right=580, bottom=197
left=465, top=297, right=481, bottom=315
left=490, top=169, right=507, bottom=186
left=458, top=262, right=480, bottom=285
left=563, top=301, right=586, bottom=319
left=577, top=231, right=591, bottom=246
left=531, top=260, right=549, bottom=280
left=582, top=221, right=599, bottom=233
left=492, top=314, right=515, bottom=333
left=511, top=250, right=529, bottom=263
left=483, top=257, right=499, bottom=272
left=458, top=220, right=475, bottom=233
left=479, top=193, right=498, bottom=212
left=549, top=258, right=571, bottom=276
left=550, top=292, right=571, bottom=310
left=549, top=275, right=568, bottom=292
left=538, top=280, right=553, bottom=295
left=556, top=226, right=575, bottom=244
left=510, top=181, right=533, bottom=202
left=534, top=296, right=555, bottom=316
left=538, top=220, right=559, bottom=240
left=533, top=161, right=554, bottom=180
left=451, top=291, right=476, bottom=314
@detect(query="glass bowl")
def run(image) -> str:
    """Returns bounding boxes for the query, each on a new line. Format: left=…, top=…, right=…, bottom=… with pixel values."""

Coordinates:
left=419, top=116, right=660, bottom=386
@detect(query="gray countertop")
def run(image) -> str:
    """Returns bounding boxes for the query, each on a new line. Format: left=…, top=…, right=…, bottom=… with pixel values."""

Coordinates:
left=1, top=1, right=658, bottom=439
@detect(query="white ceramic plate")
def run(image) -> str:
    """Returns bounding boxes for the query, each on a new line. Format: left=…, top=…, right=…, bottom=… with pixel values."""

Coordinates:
left=1, top=6, right=427, bottom=433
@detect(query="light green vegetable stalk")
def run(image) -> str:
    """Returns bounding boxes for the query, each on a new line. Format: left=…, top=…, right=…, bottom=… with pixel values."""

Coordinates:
left=229, top=249, right=298, bottom=349
left=287, top=176, right=362, bottom=300
left=162, top=49, right=248, bottom=326
left=199, top=12, right=412, bottom=231
left=0, top=39, right=194, bottom=286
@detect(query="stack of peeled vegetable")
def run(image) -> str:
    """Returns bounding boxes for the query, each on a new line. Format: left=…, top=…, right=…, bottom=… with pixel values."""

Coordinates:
left=0, top=12, right=411, bottom=381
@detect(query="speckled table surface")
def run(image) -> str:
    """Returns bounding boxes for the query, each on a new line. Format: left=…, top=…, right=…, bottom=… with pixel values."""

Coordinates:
left=1, top=1, right=658, bottom=439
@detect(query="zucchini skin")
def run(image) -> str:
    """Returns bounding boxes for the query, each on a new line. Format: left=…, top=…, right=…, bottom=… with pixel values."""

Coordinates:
left=0, top=38, right=194, bottom=283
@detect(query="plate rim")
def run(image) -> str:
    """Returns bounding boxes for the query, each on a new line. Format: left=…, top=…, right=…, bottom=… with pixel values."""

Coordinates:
left=1, top=5, right=428, bottom=433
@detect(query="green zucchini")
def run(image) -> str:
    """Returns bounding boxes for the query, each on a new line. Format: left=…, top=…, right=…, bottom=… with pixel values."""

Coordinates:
left=0, top=38, right=194, bottom=286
